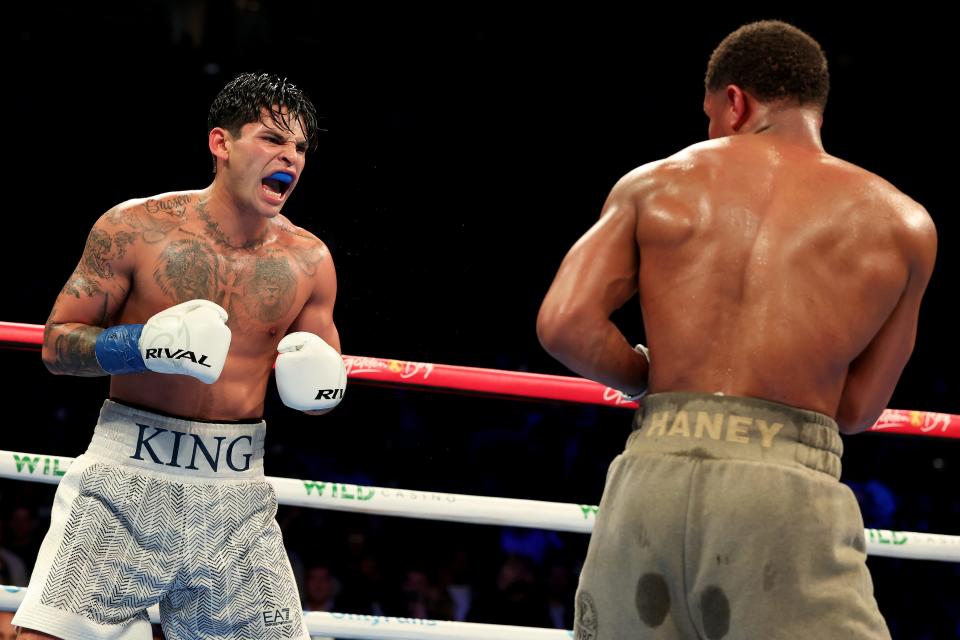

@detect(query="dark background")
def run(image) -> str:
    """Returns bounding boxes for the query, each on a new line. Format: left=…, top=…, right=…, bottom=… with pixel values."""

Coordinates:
left=2, top=2, right=958, bottom=637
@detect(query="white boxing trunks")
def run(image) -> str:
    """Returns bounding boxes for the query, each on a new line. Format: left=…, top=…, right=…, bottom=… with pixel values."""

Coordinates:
left=13, top=399, right=309, bottom=640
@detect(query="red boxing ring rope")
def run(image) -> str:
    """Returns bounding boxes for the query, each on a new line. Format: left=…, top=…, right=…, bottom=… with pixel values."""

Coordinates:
left=2, top=320, right=957, bottom=439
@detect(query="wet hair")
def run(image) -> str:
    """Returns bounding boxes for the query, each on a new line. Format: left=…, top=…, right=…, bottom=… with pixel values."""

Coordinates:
left=207, top=72, right=319, bottom=170
left=705, top=20, right=829, bottom=110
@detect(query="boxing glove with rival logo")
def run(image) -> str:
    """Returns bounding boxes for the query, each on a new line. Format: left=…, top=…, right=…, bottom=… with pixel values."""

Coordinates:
left=275, top=332, right=346, bottom=411
left=94, top=299, right=232, bottom=384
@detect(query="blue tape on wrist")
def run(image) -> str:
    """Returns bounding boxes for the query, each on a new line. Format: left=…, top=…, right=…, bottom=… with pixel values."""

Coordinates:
left=95, top=324, right=147, bottom=375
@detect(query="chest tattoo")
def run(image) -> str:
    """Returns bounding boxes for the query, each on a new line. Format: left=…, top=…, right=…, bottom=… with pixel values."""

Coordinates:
left=240, top=254, right=297, bottom=322
left=154, top=239, right=220, bottom=302
left=153, top=240, right=299, bottom=327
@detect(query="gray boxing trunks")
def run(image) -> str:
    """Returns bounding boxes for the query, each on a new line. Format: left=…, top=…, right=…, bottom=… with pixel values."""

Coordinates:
left=574, top=392, right=889, bottom=640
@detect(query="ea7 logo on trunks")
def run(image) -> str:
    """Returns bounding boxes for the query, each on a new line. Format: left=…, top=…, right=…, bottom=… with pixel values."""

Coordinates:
left=143, top=348, right=212, bottom=367
left=130, top=424, right=253, bottom=472
left=263, top=608, right=292, bottom=627
left=315, top=388, right=344, bottom=400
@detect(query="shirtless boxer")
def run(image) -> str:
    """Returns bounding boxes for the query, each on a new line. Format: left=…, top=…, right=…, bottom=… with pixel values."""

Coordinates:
left=538, top=21, right=936, bottom=639
left=15, top=72, right=344, bottom=640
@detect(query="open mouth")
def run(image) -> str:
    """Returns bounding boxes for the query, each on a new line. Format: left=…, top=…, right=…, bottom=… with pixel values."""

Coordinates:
left=261, top=173, right=293, bottom=199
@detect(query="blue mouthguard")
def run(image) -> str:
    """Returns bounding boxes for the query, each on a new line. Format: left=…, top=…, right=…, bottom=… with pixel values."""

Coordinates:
left=269, top=172, right=293, bottom=184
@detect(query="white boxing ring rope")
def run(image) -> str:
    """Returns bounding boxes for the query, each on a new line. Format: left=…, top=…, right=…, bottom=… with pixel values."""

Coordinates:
left=1, top=321, right=958, bottom=638
left=1, top=449, right=958, bottom=563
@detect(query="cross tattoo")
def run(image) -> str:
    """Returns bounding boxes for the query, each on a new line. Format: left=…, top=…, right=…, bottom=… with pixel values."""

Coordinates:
left=220, top=267, right=244, bottom=313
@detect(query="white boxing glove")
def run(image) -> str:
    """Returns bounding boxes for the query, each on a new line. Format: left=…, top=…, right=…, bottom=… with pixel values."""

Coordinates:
left=275, top=332, right=346, bottom=411
left=95, top=299, right=232, bottom=384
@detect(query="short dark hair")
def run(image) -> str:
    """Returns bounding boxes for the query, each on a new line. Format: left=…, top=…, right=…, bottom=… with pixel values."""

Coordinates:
left=705, top=20, right=829, bottom=110
left=208, top=72, right=319, bottom=164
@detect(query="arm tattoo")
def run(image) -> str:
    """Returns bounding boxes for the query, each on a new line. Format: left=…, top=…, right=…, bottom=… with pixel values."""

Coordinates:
left=62, top=227, right=121, bottom=299
left=45, top=325, right=105, bottom=376
left=114, top=231, right=138, bottom=259
left=63, top=275, right=103, bottom=299
left=83, top=229, right=115, bottom=279
left=44, top=294, right=111, bottom=376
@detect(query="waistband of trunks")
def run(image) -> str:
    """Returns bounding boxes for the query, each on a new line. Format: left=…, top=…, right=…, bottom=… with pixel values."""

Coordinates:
left=629, top=392, right=843, bottom=479
left=85, top=400, right=267, bottom=481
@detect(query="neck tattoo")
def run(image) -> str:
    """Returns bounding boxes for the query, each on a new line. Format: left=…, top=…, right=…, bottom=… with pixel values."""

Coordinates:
left=196, top=199, right=267, bottom=250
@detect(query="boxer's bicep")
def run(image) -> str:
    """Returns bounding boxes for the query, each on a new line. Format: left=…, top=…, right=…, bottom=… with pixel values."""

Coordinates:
left=288, top=242, right=340, bottom=353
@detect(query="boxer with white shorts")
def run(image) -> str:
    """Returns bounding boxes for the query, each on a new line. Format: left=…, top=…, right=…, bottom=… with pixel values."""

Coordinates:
left=18, top=73, right=346, bottom=640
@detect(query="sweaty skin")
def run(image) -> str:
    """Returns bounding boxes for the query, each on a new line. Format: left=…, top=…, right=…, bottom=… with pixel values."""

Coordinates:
left=41, top=112, right=340, bottom=420
left=538, top=89, right=936, bottom=434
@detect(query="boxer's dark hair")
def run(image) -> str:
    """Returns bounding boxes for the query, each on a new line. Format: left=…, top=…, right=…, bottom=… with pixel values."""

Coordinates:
left=208, top=72, right=319, bottom=171
left=705, top=20, right=829, bottom=110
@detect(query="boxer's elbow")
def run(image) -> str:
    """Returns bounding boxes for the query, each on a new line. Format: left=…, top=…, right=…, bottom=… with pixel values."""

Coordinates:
left=41, top=334, right=64, bottom=375
left=835, top=415, right=871, bottom=435
left=537, top=301, right=589, bottom=358
left=536, top=302, right=567, bottom=356
left=41, top=324, right=83, bottom=376
left=835, top=399, right=880, bottom=435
